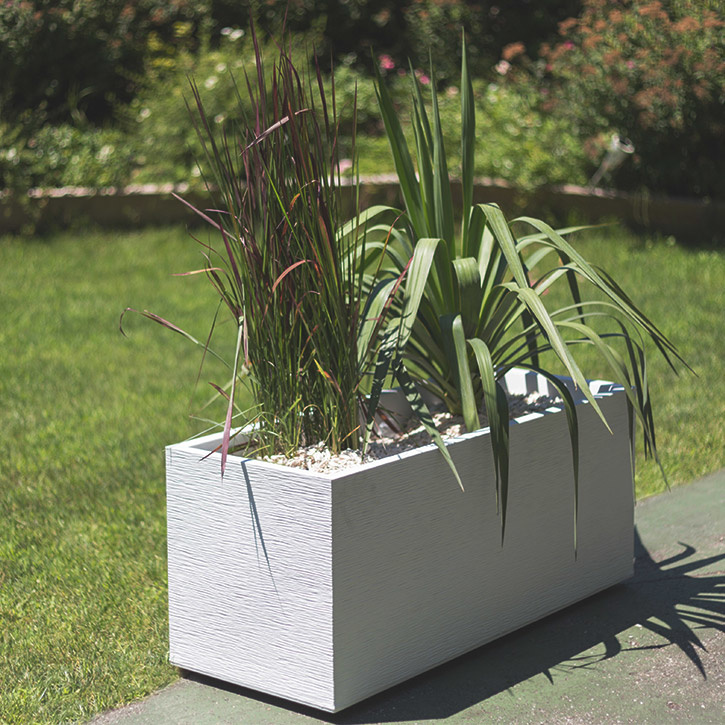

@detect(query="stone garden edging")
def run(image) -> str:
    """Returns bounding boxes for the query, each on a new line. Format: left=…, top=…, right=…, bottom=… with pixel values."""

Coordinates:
left=1, top=178, right=722, bottom=241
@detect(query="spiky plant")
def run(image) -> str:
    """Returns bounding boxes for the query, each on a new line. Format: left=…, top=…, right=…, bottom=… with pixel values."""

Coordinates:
left=356, top=39, right=689, bottom=540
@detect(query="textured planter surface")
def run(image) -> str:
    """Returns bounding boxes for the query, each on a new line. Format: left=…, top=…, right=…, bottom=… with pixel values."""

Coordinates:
left=166, top=370, right=634, bottom=712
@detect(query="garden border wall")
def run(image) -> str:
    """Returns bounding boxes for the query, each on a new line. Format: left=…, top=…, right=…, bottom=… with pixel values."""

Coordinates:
left=1, top=178, right=722, bottom=241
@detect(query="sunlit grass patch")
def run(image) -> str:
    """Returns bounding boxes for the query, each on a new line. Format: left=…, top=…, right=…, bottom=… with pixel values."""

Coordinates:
left=0, top=224, right=722, bottom=722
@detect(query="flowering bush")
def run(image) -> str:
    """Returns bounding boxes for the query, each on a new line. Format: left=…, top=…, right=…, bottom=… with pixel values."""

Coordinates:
left=538, top=0, right=725, bottom=198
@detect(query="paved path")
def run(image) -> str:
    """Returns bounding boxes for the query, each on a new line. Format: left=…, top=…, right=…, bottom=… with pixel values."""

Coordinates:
left=93, top=470, right=725, bottom=724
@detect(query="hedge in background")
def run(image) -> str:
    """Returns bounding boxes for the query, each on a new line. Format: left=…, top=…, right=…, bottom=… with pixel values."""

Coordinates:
left=537, top=0, right=725, bottom=198
left=0, top=1, right=580, bottom=129
left=0, top=0, right=206, bottom=126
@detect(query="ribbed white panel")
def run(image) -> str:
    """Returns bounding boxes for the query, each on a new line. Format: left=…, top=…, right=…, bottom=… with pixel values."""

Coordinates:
left=166, top=450, right=336, bottom=710
left=165, top=370, right=634, bottom=713
left=330, top=390, right=632, bottom=709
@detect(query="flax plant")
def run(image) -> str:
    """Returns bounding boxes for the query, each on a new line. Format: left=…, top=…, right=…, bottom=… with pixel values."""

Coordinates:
left=359, top=40, right=689, bottom=541
left=127, top=28, right=392, bottom=469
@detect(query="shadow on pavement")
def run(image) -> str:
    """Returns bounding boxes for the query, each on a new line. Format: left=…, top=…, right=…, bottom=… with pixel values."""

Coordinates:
left=184, top=527, right=725, bottom=723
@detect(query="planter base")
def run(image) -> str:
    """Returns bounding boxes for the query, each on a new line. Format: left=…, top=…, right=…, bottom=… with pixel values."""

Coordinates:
left=166, top=370, right=634, bottom=712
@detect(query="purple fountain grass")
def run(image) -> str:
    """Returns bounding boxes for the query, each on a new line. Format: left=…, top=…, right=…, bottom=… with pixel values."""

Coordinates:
left=128, top=24, right=399, bottom=468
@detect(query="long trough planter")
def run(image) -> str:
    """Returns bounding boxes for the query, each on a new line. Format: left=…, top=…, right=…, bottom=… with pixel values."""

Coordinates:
left=165, top=369, right=634, bottom=712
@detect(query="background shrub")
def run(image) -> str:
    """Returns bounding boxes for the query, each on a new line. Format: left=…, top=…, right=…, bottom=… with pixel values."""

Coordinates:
left=6, top=0, right=721, bottom=200
left=127, top=39, right=590, bottom=192
left=0, top=1, right=207, bottom=127
left=536, top=0, right=725, bottom=198
left=0, top=124, right=134, bottom=191
left=1, top=1, right=586, bottom=192
left=436, top=77, right=590, bottom=189
left=0, top=0, right=580, bottom=130
left=128, top=33, right=253, bottom=185
left=128, top=31, right=345, bottom=185
left=0, top=26, right=592, bottom=195
left=241, top=1, right=580, bottom=82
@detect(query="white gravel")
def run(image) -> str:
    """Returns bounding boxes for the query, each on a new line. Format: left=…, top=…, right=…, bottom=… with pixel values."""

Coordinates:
left=259, top=391, right=562, bottom=474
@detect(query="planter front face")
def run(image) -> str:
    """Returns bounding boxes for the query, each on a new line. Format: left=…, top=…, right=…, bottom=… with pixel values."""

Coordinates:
left=166, top=372, right=634, bottom=712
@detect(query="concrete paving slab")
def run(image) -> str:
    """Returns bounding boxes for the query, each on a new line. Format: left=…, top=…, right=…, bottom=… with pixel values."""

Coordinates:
left=92, top=470, right=725, bottom=725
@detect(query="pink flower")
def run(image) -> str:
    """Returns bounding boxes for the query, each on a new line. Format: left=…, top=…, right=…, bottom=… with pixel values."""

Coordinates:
left=626, top=60, right=635, bottom=69
left=495, top=60, right=511, bottom=75
left=379, top=54, right=395, bottom=71
left=564, top=41, right=574, bottom=50
left=415, top=69, right=431, bottom=85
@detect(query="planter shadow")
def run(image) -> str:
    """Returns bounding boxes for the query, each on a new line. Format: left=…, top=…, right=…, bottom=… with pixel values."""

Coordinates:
left=180, top=529, right=725, bottom=722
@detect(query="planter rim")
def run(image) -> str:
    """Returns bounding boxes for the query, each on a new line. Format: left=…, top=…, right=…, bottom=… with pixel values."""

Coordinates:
left=168, top=371, right=625, bottom=482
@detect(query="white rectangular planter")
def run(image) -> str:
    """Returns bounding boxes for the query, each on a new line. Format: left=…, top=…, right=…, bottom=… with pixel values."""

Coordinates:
left=165, top=370, right=634, bottom=712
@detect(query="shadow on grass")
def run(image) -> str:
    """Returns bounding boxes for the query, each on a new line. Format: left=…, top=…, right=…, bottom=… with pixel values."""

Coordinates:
left=183, top=528, right=725, bottom=723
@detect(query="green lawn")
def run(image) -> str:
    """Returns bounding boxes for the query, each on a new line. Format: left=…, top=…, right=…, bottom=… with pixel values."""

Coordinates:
left=0, top=224, right=723, bottom=723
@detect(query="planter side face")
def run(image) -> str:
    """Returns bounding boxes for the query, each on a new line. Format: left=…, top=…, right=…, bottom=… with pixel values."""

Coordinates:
left=330, top=388, right=633, bottom=709
left=165, top=447, right=336, bottom=710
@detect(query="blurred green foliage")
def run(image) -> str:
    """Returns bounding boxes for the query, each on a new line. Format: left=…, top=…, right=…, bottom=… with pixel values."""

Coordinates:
left=535, top=0, right=725, bottom=198
left=437, top=78, right=590, bottom=189
left=125, top=36, right=589, bottom=191
left=0, top=1, right=208, bottom=126
left=1, top=1, right=722, bottom=200
left=0, top=124, right=134, bottom=190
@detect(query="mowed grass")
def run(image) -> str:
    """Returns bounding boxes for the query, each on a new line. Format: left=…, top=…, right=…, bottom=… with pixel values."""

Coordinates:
left=535, top=227, right=725, bottom=496
left=0, top=226, right=236, bottom=724
left=0, top=224, right=723, bottom=723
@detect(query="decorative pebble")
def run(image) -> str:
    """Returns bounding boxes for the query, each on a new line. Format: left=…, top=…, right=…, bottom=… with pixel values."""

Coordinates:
left=259, top=392, right=561, bottom=474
